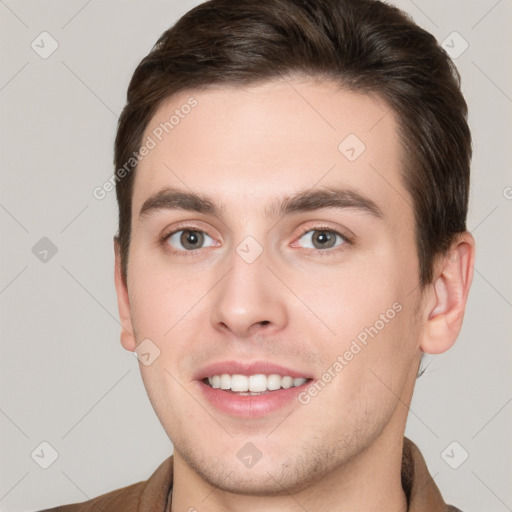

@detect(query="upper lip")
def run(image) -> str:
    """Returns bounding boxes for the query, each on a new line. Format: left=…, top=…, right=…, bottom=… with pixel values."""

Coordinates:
left=193, top=360, right=313, bottom=381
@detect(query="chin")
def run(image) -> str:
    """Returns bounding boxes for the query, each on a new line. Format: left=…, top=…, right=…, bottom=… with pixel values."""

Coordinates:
left=196, top=465, right=314, bottom=497
left=180, top=442, right=341, bottom=497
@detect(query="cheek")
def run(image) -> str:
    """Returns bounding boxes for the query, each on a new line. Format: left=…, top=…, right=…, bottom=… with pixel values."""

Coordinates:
left=127, top=248, right=207, bottom=339
left=138, top=362, right=195, bottom=442
left=304, top=299, right=420, bottom=438
left=298, top=254, right=404, bottom=335
left=300, top=249, right=420, bottom=382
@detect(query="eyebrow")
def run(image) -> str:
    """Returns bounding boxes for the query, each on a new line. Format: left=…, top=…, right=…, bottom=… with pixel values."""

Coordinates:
left=138, top=186, right=384, bottom=221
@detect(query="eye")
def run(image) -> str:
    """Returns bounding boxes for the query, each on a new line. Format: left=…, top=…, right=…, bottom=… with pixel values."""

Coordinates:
left=165, top=229, right=217, bottom=252
left=292, top=228, right=347, bottom=251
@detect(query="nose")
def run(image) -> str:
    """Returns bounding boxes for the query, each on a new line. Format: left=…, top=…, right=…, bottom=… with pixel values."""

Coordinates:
left=210, top=246, right=288, bottom=339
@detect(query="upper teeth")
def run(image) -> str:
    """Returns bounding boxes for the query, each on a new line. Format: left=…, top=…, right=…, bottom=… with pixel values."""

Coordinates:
left=207, top=374, right=307, bottom=392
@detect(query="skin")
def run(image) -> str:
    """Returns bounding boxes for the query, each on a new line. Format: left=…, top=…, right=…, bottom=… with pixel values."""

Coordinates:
left=114, top=77, right=475, bottom=512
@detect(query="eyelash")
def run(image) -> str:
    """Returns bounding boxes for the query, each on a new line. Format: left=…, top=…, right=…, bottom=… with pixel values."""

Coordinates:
left=160, top=223, right=352, bottom=257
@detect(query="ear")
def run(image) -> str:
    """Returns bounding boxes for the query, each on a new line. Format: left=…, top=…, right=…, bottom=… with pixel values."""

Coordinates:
left=419, top=232, right=475, bottom=354
left=114, top=237, right=137, bottom=352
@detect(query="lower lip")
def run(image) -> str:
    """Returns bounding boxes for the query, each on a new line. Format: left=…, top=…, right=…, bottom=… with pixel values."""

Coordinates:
left=197, top=380, right=311, bottom=418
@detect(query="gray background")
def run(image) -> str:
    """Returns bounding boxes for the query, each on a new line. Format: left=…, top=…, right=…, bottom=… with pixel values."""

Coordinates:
left=1, top=1, right=511, bottom=511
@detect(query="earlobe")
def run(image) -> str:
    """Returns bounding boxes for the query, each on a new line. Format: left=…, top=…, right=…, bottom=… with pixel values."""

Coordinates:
left=420, top=232, right=475, bottom=355
left=114, top=238, right=137, bottom=352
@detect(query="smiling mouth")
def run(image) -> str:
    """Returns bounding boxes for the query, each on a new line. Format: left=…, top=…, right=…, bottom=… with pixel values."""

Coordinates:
left=201, top=373, right=312, bottom=395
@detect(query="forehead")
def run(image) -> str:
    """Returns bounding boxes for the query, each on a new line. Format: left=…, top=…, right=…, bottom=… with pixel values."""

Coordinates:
left=132, top=78, right=409, bottom=220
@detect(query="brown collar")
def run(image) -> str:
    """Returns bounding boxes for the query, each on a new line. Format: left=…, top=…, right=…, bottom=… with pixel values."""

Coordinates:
left=401, top=437, right=456, bottom=511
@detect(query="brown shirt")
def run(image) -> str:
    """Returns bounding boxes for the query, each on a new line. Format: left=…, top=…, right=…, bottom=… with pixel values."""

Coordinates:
left=39, top=438, right=462, bottom=512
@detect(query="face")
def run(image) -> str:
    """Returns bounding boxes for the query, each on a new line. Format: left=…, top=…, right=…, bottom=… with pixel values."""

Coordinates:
left=118, top=78, right=426, bottom=494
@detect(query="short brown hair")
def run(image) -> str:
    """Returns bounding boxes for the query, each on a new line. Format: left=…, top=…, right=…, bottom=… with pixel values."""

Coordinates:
left=114, top=0, right=471, bottom=286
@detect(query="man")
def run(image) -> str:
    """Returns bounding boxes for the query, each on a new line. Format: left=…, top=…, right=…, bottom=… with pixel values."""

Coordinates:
left=42, top=0, right=474, bottom=510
